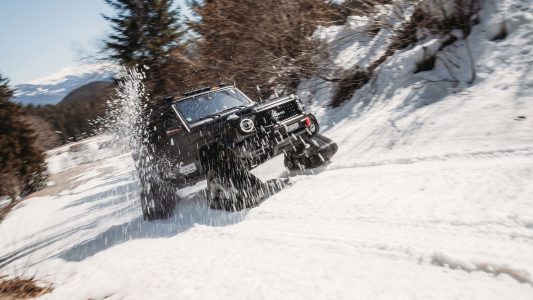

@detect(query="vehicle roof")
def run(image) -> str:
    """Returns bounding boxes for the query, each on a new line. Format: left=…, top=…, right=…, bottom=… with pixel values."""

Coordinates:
left=170, top=85, right=236, bottom=104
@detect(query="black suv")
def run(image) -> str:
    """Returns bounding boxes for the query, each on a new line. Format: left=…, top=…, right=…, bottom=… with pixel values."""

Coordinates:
left=136, top=85, right=337, bottom=220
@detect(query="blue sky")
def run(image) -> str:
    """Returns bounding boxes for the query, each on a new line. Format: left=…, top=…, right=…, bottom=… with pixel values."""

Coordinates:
left=0, top=0, right=187, bottom=84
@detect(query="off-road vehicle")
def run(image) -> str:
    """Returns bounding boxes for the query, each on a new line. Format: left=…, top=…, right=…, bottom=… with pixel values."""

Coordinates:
left=136, top=85, right=338, bottom=220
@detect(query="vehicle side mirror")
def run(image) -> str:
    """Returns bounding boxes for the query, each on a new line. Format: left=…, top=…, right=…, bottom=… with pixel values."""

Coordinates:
left=166, top=125, right=183, bottom=137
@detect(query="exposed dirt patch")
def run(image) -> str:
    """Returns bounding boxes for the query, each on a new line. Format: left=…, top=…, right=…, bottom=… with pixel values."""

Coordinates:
left=330, top=66, right=372, bottom=107
left=414, top=47, right=437, bottom=73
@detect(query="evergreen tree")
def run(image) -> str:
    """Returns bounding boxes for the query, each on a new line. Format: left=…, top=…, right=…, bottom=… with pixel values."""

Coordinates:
left=0, top=75, right=13, bottom=102
left=103, top=0, right=190, bottom=100
left=0, top=73, right=47, bottom=200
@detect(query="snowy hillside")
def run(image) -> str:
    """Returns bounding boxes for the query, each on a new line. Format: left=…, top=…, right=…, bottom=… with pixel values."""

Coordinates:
left=12, top=64, right=117, bottom=105
left=1, top=0, right=532, bottom=299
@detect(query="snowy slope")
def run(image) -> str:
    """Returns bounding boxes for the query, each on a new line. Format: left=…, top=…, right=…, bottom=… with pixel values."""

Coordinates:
left=12, top=64, right=117, bottom=106
left=1, top=0, right=532, bottom=299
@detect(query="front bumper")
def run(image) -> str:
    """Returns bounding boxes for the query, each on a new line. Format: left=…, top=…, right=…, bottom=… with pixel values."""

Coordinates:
left=235, top=114, right=313, bottom=163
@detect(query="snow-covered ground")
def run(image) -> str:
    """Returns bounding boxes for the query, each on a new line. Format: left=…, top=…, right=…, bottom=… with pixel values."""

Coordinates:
left=1, top=0, right=532, bottom=298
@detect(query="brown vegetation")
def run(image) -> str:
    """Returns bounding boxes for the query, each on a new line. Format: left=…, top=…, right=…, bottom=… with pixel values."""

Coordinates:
left=188, top=0, right=335, bottom=99
left=21, top=115, right=62, bottom=150
left=0, top=276, right=52, bottom=299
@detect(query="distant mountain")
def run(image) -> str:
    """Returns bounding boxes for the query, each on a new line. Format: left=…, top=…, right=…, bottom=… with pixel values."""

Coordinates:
left=59, top=81, right=115, bottom=105
left=12, top=64, right=118, bottom=106
left=23, top=80, right=117, bottom=144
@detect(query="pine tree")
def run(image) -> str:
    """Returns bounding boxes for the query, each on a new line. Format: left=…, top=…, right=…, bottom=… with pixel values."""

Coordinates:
left=0, top=73, right=47, bottom=200
left=0, top=73, right=13, bottom=101
left=103, top=0, right=190, bottom=100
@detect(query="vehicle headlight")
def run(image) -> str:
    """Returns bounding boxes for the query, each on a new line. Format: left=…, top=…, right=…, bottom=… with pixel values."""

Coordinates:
left=239, top=118, right=255, bottom=133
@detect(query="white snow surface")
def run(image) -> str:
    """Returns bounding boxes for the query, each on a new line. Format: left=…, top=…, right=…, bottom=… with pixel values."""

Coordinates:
left=46, top=135, right=124, bottom=174
left=1, top=0, right=533, bottom=298
left=12, top=64, right=118, bottom=105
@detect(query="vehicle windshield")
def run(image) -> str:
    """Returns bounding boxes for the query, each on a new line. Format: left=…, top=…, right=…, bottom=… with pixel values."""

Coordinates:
left=174, top=88, right=252, bottom=123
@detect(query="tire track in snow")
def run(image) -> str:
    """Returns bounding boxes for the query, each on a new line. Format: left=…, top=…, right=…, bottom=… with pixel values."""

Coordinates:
left=290, top=146, right=533, bottom=176
left=252, top=149, right=533, bottom=288
left=214, top=214, right=533, bottom=286
left=430, top=253, right=533, bottom=287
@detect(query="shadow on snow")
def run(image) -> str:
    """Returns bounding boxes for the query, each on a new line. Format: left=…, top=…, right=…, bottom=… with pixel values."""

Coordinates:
left=0, top=171, right=290, bottom=269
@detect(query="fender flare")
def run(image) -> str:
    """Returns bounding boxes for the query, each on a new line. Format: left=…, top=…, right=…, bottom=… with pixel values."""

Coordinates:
left=199, top=141, right=237, bottom=169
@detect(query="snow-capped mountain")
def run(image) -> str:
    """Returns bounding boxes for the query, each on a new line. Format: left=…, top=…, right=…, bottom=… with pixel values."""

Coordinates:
left=12, top=64, right=118, bottom=106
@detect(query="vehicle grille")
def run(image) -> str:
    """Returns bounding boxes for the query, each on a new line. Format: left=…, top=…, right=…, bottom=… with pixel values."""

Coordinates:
left=277, top=101, right=300, bottom=121
left=256, top=100, right=301, bottom=128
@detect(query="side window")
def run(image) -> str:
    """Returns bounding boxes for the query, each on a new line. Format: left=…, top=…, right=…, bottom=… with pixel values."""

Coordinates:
left=159, top=107, right=183, bottom=130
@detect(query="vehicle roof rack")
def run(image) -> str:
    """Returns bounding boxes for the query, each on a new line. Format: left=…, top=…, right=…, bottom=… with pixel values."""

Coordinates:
left=181, top=86, right=212, bottom=97
left=174, top=83, right=234, bottom=101
left=164, top=94, right=177, bottom=103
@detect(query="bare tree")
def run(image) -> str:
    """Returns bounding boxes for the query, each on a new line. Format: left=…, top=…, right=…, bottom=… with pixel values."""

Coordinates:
left=188, top=0, right=335, bottom=99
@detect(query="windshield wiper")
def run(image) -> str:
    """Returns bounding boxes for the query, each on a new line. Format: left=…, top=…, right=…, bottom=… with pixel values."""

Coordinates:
left=219, top=105, right=249, bottom=115
left=193, top=105, right=250, bottom=123
left=194, top=114, right=220, bottom=123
